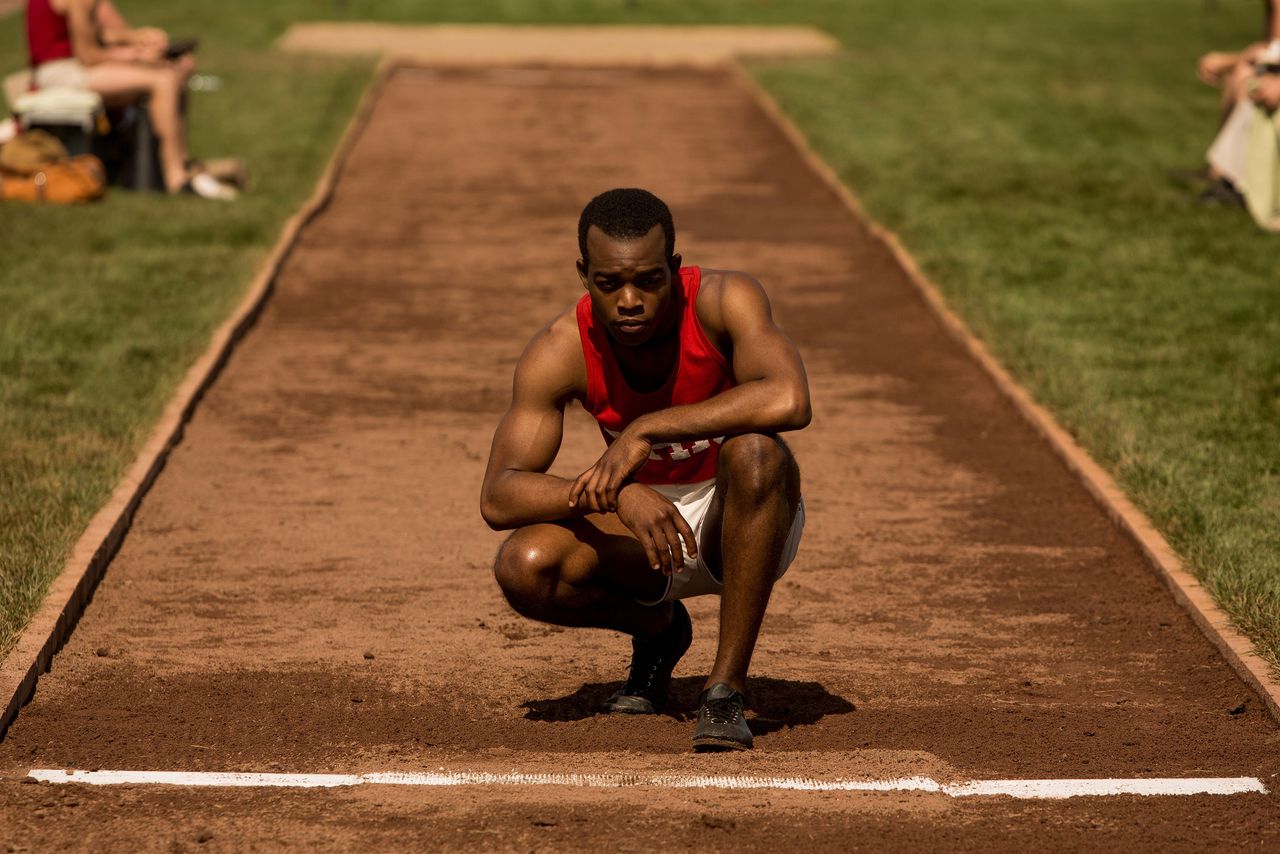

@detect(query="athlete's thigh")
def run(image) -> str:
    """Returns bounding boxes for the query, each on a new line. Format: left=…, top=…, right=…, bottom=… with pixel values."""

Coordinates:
left=519, top=512, right=667, bottom=602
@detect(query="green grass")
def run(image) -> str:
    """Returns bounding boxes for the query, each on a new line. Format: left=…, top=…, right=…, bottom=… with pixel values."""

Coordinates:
left=0, top=6, right=373, bottom=655
left=3, top=1, right=1278, bottom=674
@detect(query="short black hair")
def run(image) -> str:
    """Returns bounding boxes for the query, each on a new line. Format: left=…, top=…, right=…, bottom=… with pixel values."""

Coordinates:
left=577, top=188, right=676, bottom=264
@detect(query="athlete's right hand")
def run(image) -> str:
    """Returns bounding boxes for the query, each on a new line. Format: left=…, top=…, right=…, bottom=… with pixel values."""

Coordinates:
left=615, top=483, right=698, bottom=576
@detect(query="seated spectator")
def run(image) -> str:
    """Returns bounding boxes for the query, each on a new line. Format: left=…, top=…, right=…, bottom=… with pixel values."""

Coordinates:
left=1192, top=0, right=1280, bottom=223
left=1196, top=0, right=1279, bottom=121
left=1207, top=68, right=1280, bottom=229
left=26, top=0, right=234, bottom=199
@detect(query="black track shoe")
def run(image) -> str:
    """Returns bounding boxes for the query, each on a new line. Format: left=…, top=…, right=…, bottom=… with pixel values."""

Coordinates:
left=602, top=602, right=692, bottom=715
left=692, top=682, right=753, bottom=751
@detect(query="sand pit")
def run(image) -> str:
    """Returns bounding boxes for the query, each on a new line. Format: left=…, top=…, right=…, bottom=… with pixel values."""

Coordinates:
left=278, top=23, right=840, bottom=66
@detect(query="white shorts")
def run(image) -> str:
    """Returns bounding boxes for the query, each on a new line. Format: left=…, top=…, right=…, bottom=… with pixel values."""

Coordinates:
left=33, top=58, right=89, bottom=91
left=637, top=478, right=805, bottom=605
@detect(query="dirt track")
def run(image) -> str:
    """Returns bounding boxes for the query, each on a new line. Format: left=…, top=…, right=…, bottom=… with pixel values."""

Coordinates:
left=1, top=66, right=1278, bottom=849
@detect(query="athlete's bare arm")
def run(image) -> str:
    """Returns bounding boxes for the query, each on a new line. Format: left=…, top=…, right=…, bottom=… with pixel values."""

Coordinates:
left=479, top=312, right=584, bottom=530
left=481, top=309, right=699, bottom=573
left=569, top=270, right=810, bottom=512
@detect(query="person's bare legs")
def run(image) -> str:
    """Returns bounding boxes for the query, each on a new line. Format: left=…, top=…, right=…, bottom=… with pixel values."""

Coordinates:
left=496, top=513, right=693, bottom=716
left=697, top=433, right=801, bottom=695
left=1220, top=60, right=1258, bottom=125
left=493, top=513, right=674, bottom=640
left=171, top=54, right=196, bottom=163
left=83, top=61, right=191, bottom=192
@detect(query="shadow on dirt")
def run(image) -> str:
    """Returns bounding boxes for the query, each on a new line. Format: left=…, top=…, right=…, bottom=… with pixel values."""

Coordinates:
left=521, top=676, right=854, bottom=734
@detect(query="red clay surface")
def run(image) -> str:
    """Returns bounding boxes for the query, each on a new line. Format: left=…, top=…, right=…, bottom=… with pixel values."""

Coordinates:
left=1, top=66, right=1278, bottom=849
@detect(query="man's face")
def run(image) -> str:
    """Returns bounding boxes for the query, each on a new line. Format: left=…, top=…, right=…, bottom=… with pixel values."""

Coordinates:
left=577, top=224, right=679, bottom=347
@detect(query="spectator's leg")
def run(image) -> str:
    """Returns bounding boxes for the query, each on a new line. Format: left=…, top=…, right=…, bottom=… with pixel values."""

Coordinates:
left=1221, top=61, right=1257, bottom=125
left=172, top=55, right=197, bottom=164
left=83, top=62, right=191, bottom=193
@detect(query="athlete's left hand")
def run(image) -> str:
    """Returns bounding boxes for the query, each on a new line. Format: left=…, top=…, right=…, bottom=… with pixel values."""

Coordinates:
left=568, top=429, right=651, bottom=512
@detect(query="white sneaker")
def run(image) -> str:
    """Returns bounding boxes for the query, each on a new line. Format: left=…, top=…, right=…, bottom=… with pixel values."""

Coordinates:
left=188, top=171, right=238, bottom=201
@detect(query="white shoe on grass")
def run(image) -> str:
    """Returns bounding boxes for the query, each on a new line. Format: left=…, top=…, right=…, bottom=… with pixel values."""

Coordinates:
left=186, top=171, right=238, bottom=201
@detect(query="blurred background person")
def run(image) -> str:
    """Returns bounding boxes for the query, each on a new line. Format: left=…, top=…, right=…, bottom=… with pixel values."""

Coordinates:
left=26, top=0, right=234, bottom=198
left=1197, top=0, right=1280, bottom=122
left=1206, top=63, right=1280, bottom=228
left=1191, top=0, right=1280, bottom=222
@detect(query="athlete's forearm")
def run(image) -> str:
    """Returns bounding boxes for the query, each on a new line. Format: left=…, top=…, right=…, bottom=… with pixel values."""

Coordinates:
left=480, top=469, right=583, bottom=530
left=629, top=378, right=810, bottom=445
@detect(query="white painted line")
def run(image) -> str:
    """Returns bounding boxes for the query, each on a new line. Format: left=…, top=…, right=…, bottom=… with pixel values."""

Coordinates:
left=27, top=769, right=1267, bottom=799
left=944, top=778, right=1268, bottom=799
left=29, top=770, right=363, bottom=788
left=360, top=771, right=944, bottom=793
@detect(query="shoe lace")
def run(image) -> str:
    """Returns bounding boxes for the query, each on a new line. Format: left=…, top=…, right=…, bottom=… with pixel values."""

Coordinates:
left=622, top=609, right=686, bottom=695
left=624, top=653, right=664, bottom=692
left=703, top=695, right=742, bottom=725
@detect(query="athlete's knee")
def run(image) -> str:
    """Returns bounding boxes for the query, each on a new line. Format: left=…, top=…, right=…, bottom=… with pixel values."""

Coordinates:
left=493, top=531, right=561, bottom=616
left=719, top=434, right=796, bottom=502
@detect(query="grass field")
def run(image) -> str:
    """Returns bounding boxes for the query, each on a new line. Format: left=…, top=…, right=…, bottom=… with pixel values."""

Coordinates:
left=2, top=0, right=1277, bottom=678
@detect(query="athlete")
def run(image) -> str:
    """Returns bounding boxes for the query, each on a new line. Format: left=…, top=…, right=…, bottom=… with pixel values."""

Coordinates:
left=480, top=188, right=810, bottom=751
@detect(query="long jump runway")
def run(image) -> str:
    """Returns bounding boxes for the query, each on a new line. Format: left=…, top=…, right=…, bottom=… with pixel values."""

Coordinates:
left=2, top=66, right=1278, bottom=849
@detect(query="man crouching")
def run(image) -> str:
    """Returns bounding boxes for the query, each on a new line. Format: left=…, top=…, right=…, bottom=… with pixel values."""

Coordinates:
left=480, top=188, right=810, bottom=751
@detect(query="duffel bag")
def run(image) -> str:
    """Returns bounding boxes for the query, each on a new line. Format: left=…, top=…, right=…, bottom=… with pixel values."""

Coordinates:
left=0, top=153, right=106, bottom=203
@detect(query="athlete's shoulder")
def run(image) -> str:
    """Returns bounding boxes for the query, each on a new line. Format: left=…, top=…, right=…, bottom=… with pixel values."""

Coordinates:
left=513, top=304, right=586, bottom=403
left=693, top=268, right=769, bottom=337
left=695, top=268, right=765, bottom=297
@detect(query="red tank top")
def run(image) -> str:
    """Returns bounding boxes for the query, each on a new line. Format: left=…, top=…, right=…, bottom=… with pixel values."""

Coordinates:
left=577, top=266, right=736, bottom=485
left=27, top=0, right=74, bottom=68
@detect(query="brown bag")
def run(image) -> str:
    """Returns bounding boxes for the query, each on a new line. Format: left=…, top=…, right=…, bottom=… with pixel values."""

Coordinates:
left=0, top=154, right=106, bottom=203
left=0, top=129, right=67, bottom=174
